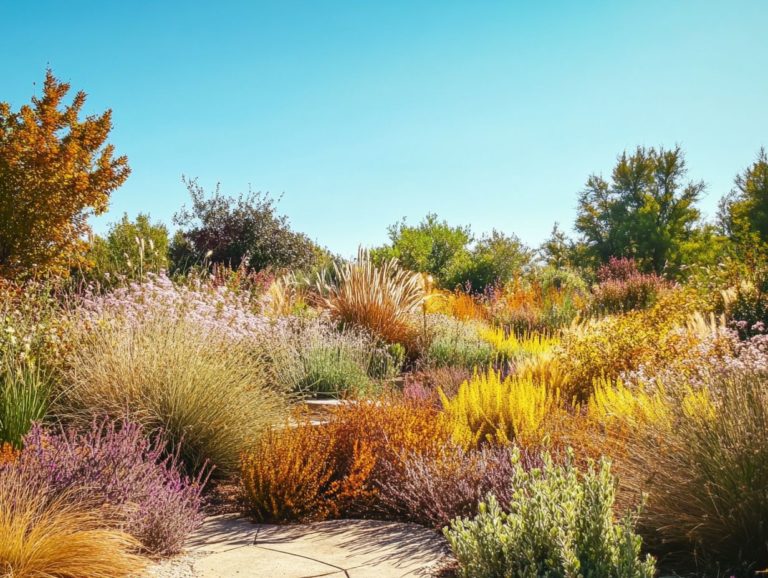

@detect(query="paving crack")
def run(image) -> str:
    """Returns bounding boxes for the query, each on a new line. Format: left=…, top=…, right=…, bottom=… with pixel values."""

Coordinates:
left=252, top=544, right=350, bottom=578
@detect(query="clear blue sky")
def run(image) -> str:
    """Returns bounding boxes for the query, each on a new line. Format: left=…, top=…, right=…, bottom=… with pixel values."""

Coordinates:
left=3, top=1, right=767, bottom=257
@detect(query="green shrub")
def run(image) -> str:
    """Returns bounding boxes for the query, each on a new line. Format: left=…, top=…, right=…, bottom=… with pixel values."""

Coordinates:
left=424, top=315, right=494, bottom=369
left=0, top=356, right=51, bottom=448
left=444, top=450, right=656, bottom=578
left=270, top=319, right=400, bottom=398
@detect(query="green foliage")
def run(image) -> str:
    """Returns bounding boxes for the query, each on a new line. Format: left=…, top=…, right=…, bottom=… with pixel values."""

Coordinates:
left=373, top=214, right=531, bottom=291
left=445, top=450, right=656, bottom=578
left=172, top=177, right=322, bottom=273
left=373, top=213, right=472, bottom=288
left=540, top=223, right=579, bottom=270
left=719, top=148, right=768, bottom=261
left=575, top=146, right=703, bottom=277
left=0, top=356, right=50, bottom=448
left=455, top=230, right=533, bottom=292
left=85, top=213, right=169, bottom=282
left=424, top=315, right=494, bottom=369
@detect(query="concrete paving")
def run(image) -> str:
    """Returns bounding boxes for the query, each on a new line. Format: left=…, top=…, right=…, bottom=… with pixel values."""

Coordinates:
left=187, top=515, right=450, bottom=578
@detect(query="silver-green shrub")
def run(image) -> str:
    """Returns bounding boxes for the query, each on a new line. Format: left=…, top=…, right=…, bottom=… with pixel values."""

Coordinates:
left=444, top=450, right=656, bottom=578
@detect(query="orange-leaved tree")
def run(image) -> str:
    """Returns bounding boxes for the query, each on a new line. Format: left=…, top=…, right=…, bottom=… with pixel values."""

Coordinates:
left=0, top=70, right=130, bottom=278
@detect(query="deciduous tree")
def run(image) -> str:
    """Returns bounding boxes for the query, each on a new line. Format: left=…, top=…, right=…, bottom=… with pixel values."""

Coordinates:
left=0, top=70, right=130, bottom=278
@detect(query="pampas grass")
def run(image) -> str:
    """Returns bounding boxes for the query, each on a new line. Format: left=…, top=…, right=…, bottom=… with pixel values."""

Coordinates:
left=317, top=249, right=425, bottom=350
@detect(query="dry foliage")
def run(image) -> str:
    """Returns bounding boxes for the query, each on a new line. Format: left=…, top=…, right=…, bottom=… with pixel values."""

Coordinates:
left=317, top=249, right=425, bottom=349
left=0, top=470, right=146, bottom=578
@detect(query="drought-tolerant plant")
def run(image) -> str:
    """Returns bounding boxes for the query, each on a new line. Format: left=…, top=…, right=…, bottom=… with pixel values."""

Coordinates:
left=444, top=450, right=656, bottom=578
left=59, top=310, right=288, bottom=474
left=0, top=70, right=130, bottom=279
left=620, top=371, right=768, bottom=576
left=377, top=443, right=537, bottom=528
left=317, top=248, right=425, bottom=350
left=270, top=317, right=400, bottom=398
left=556, top=287, right=710, bottom=399
left=424, top=314, right=495, bottom=369
left=0, top=468, right=146, bottom=578
left=477, top=326, right=559, bottom=366
left=592, top=257, right=670, bottom=314
left=440, top=368, right=560, bottom=447
left=240, top=419, right=375, bottom=522
left=0, top=356, right=51, bottom=448
left=403, top=365, right=473, bottom=405
left=11, top=420, right=207, bottom=556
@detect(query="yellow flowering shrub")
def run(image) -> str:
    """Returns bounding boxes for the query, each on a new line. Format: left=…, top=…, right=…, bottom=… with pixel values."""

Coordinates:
left=556, top=288, right=717, bottom=401
left=477, top=327, right=559, bottom=364
left=439, top=369, right=560, bottom=447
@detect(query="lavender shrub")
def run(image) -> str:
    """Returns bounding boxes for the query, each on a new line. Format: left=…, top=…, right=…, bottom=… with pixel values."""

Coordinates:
left=6, top=419, right=208, bottom=556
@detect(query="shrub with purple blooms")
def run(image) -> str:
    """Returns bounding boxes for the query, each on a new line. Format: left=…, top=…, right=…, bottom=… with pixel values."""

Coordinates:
left=377, top=443, right=540, bottom=528
left=5, top=419, right=208, bottom=556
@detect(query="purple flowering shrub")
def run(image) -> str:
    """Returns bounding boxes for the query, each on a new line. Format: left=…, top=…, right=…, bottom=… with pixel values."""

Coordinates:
left=6, top=419, right=208, bottom=556
left=592, top=257, right=670, bottom=314
left=376, top=443, right=540, bottom=528
left=79, top=272, right=275, bottom=342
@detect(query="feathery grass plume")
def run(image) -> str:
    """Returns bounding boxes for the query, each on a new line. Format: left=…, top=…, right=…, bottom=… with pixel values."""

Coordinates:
left=317, top=248, right=425, bottom=350
left=58, top=310, right=288, bottom=475
left=0, top=468, right=146, bottom=578
left=439, top=368, right=560, bottom=447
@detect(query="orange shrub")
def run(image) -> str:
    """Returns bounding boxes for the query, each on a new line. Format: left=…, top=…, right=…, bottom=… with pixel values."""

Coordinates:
left=239, top=399, right=452, bottom=522
left=0, top=442, right=18, bottom=465
left=240, top=421, right=376, bottom=522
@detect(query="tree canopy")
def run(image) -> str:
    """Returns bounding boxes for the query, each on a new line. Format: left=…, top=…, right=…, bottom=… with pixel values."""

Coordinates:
left=172, top=178, right=322, bottom=273
left=575, top=146, right=703, bottom=275
left=0, top=70, right=130, bottom=278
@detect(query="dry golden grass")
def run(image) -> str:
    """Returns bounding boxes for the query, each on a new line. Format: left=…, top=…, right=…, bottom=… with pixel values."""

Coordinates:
left=317, top=249, right=425, bottom=349
left=0, top=471, right=147, bottom=578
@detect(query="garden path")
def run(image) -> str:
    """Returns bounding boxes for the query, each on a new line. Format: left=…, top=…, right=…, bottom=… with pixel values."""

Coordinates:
left=155, top=514, right=450, bottom=578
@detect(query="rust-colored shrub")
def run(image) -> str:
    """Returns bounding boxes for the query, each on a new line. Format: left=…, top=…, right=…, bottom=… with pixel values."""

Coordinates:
left=239, top=399, right=452, bottom=522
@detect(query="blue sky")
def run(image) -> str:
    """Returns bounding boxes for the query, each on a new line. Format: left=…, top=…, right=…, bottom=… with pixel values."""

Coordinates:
left=3, top=1, right=767, bottom=257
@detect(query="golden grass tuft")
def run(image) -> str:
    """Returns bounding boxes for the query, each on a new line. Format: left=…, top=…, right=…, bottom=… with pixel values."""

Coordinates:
left=439, top=368, right=560, bottom=447
left=0, top=472, right=147, bottom=578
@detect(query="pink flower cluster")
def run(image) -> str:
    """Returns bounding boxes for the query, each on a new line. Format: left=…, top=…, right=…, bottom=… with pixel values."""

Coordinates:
left=80, top=273, right=276, bottom=342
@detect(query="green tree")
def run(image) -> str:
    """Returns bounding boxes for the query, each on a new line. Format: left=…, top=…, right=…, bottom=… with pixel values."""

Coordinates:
left=718, top=148, right=768, bottom=262
left=0, top=70, right=130, bottom=278
left=172, top=178, right=322, bottom=273
left=540, top=222, right=575, bottom=269
left=575, top=146, right=703, bottom=276
left=454, top=230, right=533, bottom=290
left=86, top=213, right=169, bottom=281
left=372, top=214, right=472, bottom=287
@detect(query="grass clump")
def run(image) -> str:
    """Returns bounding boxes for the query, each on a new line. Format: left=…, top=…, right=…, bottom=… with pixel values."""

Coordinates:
left=0, top=355, right=51, bottom=448
left=317, top=248, right=425, bottom=350
left=440, top=368, right=559, bottom=447
left=58, top=311, right=288, bottom=474
left=0, top=468, right=146, bottom=578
